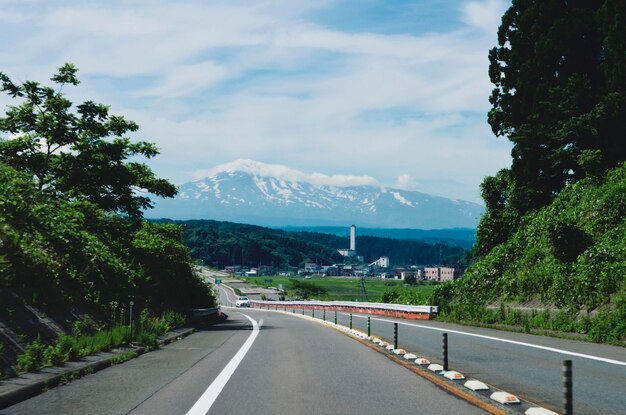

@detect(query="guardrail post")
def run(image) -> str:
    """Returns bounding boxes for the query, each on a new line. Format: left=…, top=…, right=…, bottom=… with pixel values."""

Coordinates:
left=563, top=360, right=572, bottom=415
left=312, top=308, right=315, bottom=318
left=394, top=323, right=398, bottom=349
left=323, top=309, right=326, bottom=321
left=367, top=317, right=371, bottom=337
left=334, top=310, right=337, bottom=324
left=442, top=333, right=449, bottom=371
left=349, top=314, right=353, bottom=329
left=302, top=307, right=305, bottom=315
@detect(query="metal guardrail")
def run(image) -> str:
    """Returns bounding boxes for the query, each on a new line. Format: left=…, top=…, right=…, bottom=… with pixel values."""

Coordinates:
left=250, top=300, right=438, bottom=315
left=190, top=306, right=221, bottom=317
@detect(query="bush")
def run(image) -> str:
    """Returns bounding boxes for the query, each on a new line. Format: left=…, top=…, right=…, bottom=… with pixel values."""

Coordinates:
left=16, top=337, right=46, bottom=373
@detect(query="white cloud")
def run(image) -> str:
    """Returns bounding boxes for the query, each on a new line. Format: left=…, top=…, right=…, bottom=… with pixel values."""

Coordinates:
left=394, top=174, right=420, bottom=190
left=0, top=0, right=514, bottom=203
left=461, top=0, right=508, bottom=33
left=192, top=159, right=379, bottom=187
left=139, top=61, right=229, bottom=98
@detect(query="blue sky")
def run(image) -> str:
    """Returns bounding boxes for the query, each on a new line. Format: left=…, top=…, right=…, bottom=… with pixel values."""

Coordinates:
left=0, top=0, right=512, bottom=203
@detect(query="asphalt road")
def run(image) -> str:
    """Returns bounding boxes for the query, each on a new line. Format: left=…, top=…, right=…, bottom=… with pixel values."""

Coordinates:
left=325, top=310, right=626, bottom=415
left=218, top=280, right=626, bottom=414
left=2, top=310, right=488, bottom=415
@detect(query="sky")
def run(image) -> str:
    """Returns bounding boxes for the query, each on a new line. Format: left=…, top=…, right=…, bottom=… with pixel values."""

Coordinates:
left=0, top=0, right=513, bottom=204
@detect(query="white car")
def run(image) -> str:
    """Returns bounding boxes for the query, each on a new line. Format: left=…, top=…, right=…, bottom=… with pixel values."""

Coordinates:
left=236, top=296, right=250, bottom=307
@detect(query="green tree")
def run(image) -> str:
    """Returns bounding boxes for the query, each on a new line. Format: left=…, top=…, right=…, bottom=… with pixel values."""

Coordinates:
left=0, top=63, right=176, bottom=219
left=488, top=1, right=626, bottom=215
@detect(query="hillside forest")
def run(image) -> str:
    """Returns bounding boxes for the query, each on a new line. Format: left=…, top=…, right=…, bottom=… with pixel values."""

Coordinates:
left=177, top=219, right=469, bottom=269
left=0, top=65, right=215, bottom=375
left=431, top=0, right=626, bottom=344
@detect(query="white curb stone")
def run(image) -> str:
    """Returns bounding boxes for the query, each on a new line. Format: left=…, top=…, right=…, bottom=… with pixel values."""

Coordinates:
left=415, top=358, right=430, bottom=365
left=403, top=353, right=417, bottom=360
left=443, top=371, right=465, bottom=380
left=372, top=338, right=382, bottom=344
left=427, top=364, right=444, bottom=372
left=490, top=391, right=521, bottom=405
left=386, top=344, right=395, bottom=350
left=393, top=349, right=406, bottom=355
left=525, top=408, right=559, bottom=415
left=379, top=341, right=389, bottom=347
left=464, top=380, right=489, bottom=391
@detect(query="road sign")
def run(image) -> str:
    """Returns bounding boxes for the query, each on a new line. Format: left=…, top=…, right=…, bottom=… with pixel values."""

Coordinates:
left=264, top=278, right=273, bottom=284
left=215, top=279, right=222, bottom=284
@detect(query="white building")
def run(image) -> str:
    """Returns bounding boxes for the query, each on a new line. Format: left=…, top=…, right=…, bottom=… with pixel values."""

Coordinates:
left=370, top=257, right=390, bottom=268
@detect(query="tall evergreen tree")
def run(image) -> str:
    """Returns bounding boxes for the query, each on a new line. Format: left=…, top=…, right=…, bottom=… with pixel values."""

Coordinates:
left=478, top=0, right=626, bottom=255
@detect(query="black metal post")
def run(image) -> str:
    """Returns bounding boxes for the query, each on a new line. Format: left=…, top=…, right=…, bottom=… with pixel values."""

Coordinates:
left=367, top=317, right=371, bottom=337
left=563, top=360, right=573, bottom=415
left=442, top=333, right=449, bottom=371
left=349, top=314, right=353, bottom=329
left=312, top=308, right=315, bottom=318
left=334, top=310, right=337, bottom=324
left=129, top=301, right=134, bottom=341
left=302, top=307, right=304, bottom=315
left=323, top=309, right=326, bottom=321
left=394, top=323, right=398, bottom=349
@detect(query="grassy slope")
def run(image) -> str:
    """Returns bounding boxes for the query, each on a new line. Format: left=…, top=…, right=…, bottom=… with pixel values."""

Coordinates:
left=435, top=163, right=626, bottom=343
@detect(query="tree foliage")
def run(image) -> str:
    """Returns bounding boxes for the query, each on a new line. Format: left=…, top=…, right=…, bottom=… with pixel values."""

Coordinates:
left=0, top=65, right=214, bottom=318
left=445, top=2, right=626, bottom=343
left=0, top=63, right=176, bottom=220
left=478, top=0, right=626, bottom=255
left=178, top=220, right=468, bottom=268
left=179, top=220, right=343, bottom=268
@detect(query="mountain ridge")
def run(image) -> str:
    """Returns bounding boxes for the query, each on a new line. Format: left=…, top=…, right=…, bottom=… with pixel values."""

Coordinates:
left=149, top=160, right=484, bottom=229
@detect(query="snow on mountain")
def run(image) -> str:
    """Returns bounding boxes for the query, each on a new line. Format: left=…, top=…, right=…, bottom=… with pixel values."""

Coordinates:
left=148, top=160, right=484, bottom=229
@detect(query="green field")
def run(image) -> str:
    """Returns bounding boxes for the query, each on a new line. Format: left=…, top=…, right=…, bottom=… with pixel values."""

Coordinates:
left=243, top=276, right=437, bottom=303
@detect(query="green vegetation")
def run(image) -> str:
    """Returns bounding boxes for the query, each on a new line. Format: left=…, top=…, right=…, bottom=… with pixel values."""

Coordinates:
left=178, top=219, right=469, bottom=268
left=0, top=64, right=215, bottom=372
left=245, top=276, right=436, bottom=303
left=435, top=2, right=626, bottom=344
left=14, top=310, right=184, bottom=374
left=179, top=220, right=343, bottom=268
left=289, top=232, right=469, bottom=266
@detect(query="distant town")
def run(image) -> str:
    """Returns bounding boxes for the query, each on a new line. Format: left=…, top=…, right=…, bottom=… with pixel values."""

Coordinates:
left=221, top=224, right=466, bottom=282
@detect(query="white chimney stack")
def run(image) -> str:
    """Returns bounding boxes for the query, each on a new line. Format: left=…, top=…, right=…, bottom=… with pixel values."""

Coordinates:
left=350, top=224, right=356, bottom=251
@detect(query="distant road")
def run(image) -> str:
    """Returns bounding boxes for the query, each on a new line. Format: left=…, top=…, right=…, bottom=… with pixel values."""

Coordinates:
left=4, top=311, right=489, bottom=415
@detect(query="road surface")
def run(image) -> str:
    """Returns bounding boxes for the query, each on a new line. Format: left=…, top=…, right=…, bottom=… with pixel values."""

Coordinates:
left=3, top=310, right=488, bottom=415
left=292, top=308, right=625, bottom=415
left=217, top=279, right=626, bottom=414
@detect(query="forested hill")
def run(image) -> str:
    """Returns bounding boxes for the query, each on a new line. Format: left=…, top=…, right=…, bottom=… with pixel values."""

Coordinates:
left=288, top=231, right=468, bottom=266
left=0, top=65, right=215, bottom=375
left=176, top=220, right=343, bottom=269
left=434, top=1, right=626, bottom=344
left=279, top=226, right=476, bottom=249
left=171, top=220, right=468, bottom=268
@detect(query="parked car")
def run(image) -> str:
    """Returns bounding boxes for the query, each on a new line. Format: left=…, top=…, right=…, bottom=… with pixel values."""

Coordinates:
left=236, top=296, right=250, bottom=307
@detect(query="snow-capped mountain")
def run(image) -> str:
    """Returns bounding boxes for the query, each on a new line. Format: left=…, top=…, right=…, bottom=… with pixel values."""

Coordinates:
left=148, top=160, right=484, bottom=229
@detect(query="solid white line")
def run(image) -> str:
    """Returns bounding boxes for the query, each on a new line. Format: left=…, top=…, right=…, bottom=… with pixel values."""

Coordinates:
left=345, top=313, right=626, bottom=366
left=186, top=314, right=260, bottom=415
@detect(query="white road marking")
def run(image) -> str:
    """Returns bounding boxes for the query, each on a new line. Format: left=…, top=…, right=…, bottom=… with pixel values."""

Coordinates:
left=344, top=313, right=626, bottom=366
left=186, top=314, right=260, bottom=415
